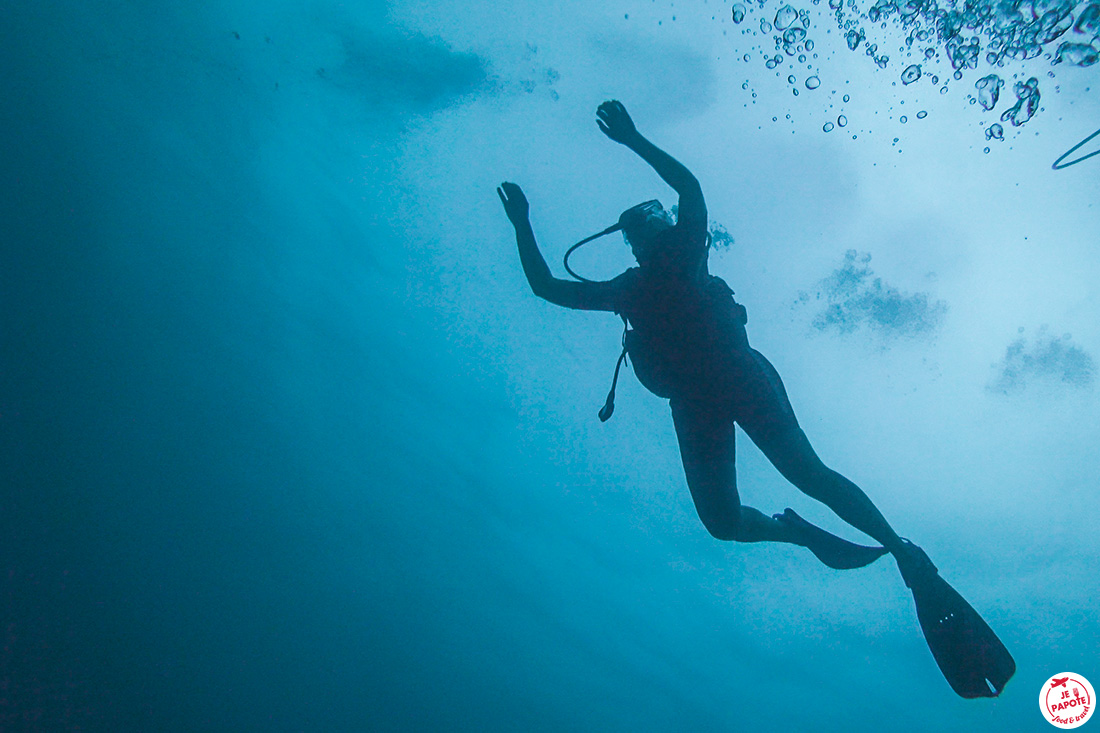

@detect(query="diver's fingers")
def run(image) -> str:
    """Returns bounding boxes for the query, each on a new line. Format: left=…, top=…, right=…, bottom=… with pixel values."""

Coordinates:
left=597, top=120, right=611, bottom=136
left=504, top=181, right=525, bottom=200
left=497, top=186, right=508, bottom=206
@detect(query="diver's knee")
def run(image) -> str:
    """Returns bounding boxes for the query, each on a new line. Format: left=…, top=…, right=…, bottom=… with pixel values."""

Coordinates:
left=782, top=459, right=834, bottom=498
left=700, top=512, right=742, bottom=542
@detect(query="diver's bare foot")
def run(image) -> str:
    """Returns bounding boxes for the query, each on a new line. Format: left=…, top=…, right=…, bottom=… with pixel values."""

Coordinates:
left=774, top=508, right=889, bottom=570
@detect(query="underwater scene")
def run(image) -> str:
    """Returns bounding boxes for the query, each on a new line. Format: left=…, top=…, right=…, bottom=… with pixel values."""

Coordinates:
left=3, top=0, right=1098, bottom=730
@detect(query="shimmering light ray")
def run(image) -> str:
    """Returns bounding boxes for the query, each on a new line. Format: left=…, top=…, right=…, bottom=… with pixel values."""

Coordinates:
left=1052, top=125, right=1100, bottom=168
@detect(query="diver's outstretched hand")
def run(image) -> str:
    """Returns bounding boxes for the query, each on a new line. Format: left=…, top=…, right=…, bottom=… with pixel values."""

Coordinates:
left=597, top=100, right=640, bottom=145
left=497, top=181, right=530, bottom=226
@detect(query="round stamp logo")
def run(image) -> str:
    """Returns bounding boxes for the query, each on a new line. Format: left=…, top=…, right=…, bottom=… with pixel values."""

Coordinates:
left=1041, top=673, right=1095, bottom=729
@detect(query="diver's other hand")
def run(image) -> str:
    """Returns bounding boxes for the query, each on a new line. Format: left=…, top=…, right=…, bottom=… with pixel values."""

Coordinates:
left=497, top=182, right=530, bottom=226
left=596, top=100, right=639, bottom=144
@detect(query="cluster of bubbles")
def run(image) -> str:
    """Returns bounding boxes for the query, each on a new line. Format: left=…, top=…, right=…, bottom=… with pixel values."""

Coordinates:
left=730, top=0, right=1099, bottom=143
left=831, top=0, right=1097, bottom=140
left=828, top=0, right=1099, bottom=74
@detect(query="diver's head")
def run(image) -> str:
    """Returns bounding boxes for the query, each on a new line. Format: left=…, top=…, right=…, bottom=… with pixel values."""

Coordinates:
left=562, top=199, right=675, bottom=282
left=619, top=200, right=672, bottom=262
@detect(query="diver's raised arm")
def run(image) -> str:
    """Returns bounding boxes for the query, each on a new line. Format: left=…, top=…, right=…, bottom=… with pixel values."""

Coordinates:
left=498, top=182, right=620, bottom=312
left=596, top=100, right=706, bottom=232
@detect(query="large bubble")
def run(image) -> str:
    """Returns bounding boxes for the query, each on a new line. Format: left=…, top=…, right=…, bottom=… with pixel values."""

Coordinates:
left=975, top=74, right=1004, bottom=111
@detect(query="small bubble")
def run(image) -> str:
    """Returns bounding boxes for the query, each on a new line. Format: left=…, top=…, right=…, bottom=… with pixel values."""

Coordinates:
left=823, top=121, right=834, bottom=132
left=983, top=146, right=990, bottom=153
left=940, top=86, right=949, bottom=94
left=838, top=114, right=848, bottom=127
left=843, top=94, right=850, bottom=102
left=806, top=76, right=821, bottom=89
left=743, top=53, right=751, bottom=62
left=916, top=110, right=927, bottom=118
left=789, top=75, right=797, bottom=84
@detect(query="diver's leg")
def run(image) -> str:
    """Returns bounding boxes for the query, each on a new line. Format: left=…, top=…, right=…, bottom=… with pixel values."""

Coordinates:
left=733, top=350, right=906, bottom=555
left=669, top=398, right=797, bottom=544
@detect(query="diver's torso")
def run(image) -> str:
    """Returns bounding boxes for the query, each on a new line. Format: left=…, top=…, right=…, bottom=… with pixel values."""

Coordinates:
left=617, top=257, right=749, bottom=401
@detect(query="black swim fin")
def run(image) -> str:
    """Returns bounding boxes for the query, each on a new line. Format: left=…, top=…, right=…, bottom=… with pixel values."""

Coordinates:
left=900, top=542, right=1016, bottom=698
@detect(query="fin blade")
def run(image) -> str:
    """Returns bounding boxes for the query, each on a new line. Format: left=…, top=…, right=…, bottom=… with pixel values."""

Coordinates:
left=911, top=574, right=1016, bottom=698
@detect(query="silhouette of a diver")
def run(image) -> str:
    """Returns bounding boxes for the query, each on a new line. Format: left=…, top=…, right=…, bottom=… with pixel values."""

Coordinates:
left=499, top=100, right=1015, bottom=697
left=499, top=100, right=906, bottom=568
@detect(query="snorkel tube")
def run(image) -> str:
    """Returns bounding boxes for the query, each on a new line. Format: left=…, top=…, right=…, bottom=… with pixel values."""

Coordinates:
left=1053, top=126, right=1100, bottom=169
left=563, top=199, right=664, bottom=282
left=563, top=223, right=624, bottom=282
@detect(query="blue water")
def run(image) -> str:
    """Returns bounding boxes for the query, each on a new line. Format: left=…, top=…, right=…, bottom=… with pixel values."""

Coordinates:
left=3, top=1, right=1099, bottom=730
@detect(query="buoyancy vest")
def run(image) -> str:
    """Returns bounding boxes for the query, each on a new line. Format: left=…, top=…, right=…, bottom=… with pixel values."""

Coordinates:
left=598, top=269, right=749, bottom=420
